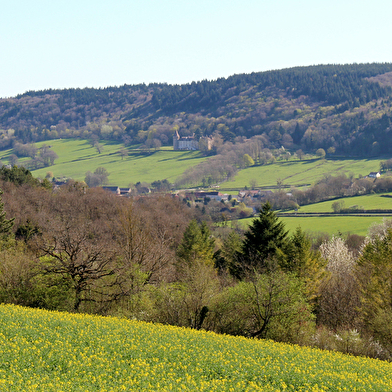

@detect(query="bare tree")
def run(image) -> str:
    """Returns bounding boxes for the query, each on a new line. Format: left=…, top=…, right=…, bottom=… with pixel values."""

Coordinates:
left=41, top=149, right=58, bottom=166
left=85, top=167, right=109, bottom=187
left=118, top=148, right=128, bottom=160
left=34, top=190, right=118, bottom=311
left=9, top=154, right=18, bottom=166
left=94, top=142, right=104, bottom=154
left=296, top=149, right=304, bottom=160
left=249, top=178, right=258, bottom=189
left=104, top=200, right=181, bottom=315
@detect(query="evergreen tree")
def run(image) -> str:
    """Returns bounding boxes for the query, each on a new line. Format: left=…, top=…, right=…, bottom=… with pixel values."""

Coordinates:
left=0, top=166, right=39, bottom=187
left=236, top=202, right=288, bottom=276
left=177, top=220, right=215, bottom=266
left=292, top=123, right=303, bottom=144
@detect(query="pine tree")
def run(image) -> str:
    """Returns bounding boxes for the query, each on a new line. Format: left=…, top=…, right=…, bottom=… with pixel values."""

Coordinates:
left=237, top=202, right=288, bottom=275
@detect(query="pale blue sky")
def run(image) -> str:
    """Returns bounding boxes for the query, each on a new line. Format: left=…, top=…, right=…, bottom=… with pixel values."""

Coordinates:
left=1, top=0, right=391, bottom=98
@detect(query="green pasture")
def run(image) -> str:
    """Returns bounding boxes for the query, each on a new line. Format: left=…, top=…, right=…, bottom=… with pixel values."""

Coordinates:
left=1, top=304, right=392, bottom=391
left=4, top=139, right=207, bottom=187
left=220, top=158, right=382, bottom=190
left=293, top=193, right=392, bottom=213
left=0, top=139, right=386, bottom=192
left=234, top=215, right=385, bottom=236
left=280, top=215, right=384, bottom=236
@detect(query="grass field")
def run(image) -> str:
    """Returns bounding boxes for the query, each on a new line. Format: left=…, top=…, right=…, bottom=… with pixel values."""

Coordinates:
left=293, top=193, right=392, bottom=213
left=235, top=215, right=385, bottom=236
left=268, top=193, right=392, bottom=236
left=281, top=215, right=385, bottom=236
left=1, top=304, right=392, bottom=391
left=220, top=157, right=382, bottom=190
left=3, top=139, right=207, bottom=187
left=0, top=139, right=384, bottom=190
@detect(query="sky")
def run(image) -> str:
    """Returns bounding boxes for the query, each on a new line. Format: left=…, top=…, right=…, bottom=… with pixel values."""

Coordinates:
left=1, top=0, right=392, bottom=98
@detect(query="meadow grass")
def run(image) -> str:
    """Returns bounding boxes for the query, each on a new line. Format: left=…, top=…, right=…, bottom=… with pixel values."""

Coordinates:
left=292, top=193, right=392, bottom=213
left=220, top=157, right=382, bottom=190
left=12, top=139, right=207, bottom=187
left=1, top=304, right=392, bottom=391
left=234, top=215, right=385, bottom=236
left=0, top=139, right=384, bottom=190
left=280, top=215, right=385, bottom=236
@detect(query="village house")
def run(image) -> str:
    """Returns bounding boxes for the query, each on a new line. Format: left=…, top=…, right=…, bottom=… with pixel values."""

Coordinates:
left=102, top=186, right=132, bottom=196
left=195, top=191, right=228, bottom=201
left=368, top=172, right=381, bottom=178
left=183, top=190, right=229, bottom=202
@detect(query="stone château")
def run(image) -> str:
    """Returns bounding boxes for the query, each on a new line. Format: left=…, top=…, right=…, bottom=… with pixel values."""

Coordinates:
left=173, top=130, right=213, bottom=151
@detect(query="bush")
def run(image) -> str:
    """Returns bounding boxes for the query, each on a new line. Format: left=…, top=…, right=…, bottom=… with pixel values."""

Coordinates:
left=209, top=271, right=315, bottom=345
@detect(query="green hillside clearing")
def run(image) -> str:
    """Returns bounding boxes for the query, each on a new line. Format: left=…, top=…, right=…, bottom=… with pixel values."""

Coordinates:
left=293, top=193, right=392, bottom=213
left=281, top=215, right=384, bottom=236
left=1, top=139, right=384, bottom=191
left=221, top=158, right=382, bottom=190
left=235, top=215, right=385, bottom=236
left=0, top=138, right=384, bottom=191
left=2, top=139, right=207, bottom=187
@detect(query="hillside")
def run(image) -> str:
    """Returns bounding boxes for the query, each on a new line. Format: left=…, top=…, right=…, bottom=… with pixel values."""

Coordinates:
left=1, top=304, right=392, bottom=391
left=27, top=139, right=207, bottom=186
left=1, top=63, right=392, bottom=157
left=0, top=138, right=382, bottom=188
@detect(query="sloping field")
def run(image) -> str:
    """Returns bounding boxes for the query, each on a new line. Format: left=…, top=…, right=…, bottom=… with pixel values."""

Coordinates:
left=275, top=193, right=392, bottom=235
left=0, top=139, right=383, bottom=190
left=1, top=304, right=391, bottom=391
left=0, top=136, right=387, bottom=199
left=295, top=193, right=392, bottom=213
left=9, top=139, right=207, bottom=187
left=221, top=158, right=382, bottom=190
left=236, top=215, right=384, bottom=236
left=280, top=215, right=384, bottom=236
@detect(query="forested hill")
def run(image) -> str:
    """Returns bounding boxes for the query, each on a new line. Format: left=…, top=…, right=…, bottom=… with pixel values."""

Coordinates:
left=2, top=63, right=392, bottom=156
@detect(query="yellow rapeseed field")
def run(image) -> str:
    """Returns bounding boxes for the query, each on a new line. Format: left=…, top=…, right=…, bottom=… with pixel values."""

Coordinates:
left=0, top=304, right=391, bottom=391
